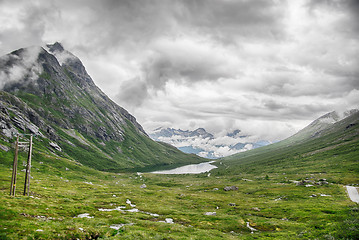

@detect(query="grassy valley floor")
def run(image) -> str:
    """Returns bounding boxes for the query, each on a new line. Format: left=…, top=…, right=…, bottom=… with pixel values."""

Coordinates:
left=1, top=161, right=358, bottom=239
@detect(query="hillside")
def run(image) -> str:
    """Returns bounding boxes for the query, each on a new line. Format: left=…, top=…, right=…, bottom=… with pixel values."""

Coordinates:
left=0, top=43, right=204, bottom=171
left=219, top=110, right=359, bottom=183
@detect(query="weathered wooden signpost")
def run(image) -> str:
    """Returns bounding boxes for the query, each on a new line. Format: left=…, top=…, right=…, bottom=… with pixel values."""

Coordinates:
left=23, top=135, right=33, bottom=196
left=9, top=136, right=19, bottom=196
left=9, top=134, right=33, bottom=197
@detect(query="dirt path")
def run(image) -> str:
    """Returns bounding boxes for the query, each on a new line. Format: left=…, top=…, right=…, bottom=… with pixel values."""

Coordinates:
left=346, top=186, right=359, bottom=204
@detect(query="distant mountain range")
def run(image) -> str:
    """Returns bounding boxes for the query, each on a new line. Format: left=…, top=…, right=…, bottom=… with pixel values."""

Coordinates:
left=149, top=127, right=271, bottom=158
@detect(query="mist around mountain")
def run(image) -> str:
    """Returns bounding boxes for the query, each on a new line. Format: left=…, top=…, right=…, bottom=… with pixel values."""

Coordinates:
left=0, top=43, right=204, bottom=171
left=149, top=127, right=271, bottom=158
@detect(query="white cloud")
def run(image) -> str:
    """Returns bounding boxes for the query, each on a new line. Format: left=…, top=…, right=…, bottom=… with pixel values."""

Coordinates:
left=0, top=46, right=43, bottom=89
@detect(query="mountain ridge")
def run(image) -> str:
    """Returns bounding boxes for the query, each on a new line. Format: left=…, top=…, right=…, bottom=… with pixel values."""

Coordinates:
left=281, top=109, right=359, bottom=145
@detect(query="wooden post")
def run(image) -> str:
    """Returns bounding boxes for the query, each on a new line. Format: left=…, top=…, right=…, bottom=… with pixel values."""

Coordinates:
left=10, top=136, right=19, bottom=196
left=23, top=135, right=33, bottom=196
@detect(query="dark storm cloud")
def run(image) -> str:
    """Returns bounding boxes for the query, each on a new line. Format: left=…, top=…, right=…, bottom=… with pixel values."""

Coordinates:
left=263, top=99, right=287, bottom=111
left=60, top=0, right=286, bottom=90
left=115, top=77, right=148, bottom=108
left=263, top=100, right=333, bottom=120
left=1, top=0, right=177, bottom=54
left=141, top=42, right=236, bottom=89
left=182, top=0, right=286, bottom=41
left=70, top=0, right=286, bottom=49
left=307, top=0, right=359, bottom=35
left=75, top=0, right=177, bottom=50
left=302, top=0, right=359, bottom=100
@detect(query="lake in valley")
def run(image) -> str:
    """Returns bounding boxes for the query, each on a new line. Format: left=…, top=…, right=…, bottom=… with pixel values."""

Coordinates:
left=150, top=161, right=217, bottom=174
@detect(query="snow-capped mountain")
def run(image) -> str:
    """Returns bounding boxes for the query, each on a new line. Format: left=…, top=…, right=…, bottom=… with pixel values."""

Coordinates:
left=149, top=127, right=271, bottom=159
left=286, top=109, right=359, bottom=143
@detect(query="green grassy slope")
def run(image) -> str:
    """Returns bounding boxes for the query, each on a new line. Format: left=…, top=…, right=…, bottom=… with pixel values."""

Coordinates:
left=218, top=111, right=359, bottom=184
left=0, top=90, right=204, bottom=172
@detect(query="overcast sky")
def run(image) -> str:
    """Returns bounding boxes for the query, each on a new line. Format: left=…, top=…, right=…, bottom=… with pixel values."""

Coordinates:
left=0, top=0, right=358, bottom=141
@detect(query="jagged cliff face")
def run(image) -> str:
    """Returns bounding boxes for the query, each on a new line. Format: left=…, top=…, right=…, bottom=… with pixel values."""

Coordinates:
left=0, top=43, right=203, bottom=171
left=0, top=43, right=146, bottom=142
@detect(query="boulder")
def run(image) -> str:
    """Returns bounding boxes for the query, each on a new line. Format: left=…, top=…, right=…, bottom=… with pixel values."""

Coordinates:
left=204, top=212, right=216, bottom=216
left=49, top=142, right=62, bottom=151
left=252, top=207, right=261, bottom=212
left=224, top=186, right=238, bottom=191
left=295, top=181, right=305, bottom=186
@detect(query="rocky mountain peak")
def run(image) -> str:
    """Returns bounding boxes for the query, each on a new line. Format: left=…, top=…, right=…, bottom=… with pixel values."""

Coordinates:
left=44, top=42, right=89, bottom=79
left=0, top=43, right=147, bottom=142
left=191, top=128, right=213, bottom=139
left=46, top=42, right=65, bottom=53
left=226, top=129, right=247, bottom=138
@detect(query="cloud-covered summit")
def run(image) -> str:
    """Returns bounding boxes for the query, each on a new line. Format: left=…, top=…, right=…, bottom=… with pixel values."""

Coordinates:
left=0, top=46, right=43, bottom=90
left=0, top=0, right=358, bottom=142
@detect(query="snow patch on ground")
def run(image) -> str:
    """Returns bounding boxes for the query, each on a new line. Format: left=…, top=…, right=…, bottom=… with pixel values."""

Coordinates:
left=98, top=206, right=126, bottom=212
left=159, top=218, right=173, bottom=224
left=126, top=199, right=136, bottom=207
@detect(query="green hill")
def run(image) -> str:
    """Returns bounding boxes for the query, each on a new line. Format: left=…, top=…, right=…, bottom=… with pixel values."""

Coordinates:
left=218, top=110, right=359, bottom=184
